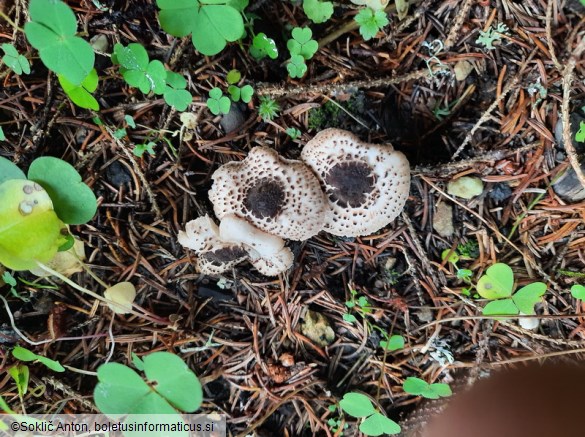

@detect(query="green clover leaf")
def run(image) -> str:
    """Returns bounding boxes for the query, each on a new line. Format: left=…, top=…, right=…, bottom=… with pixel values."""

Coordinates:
left=360, top=412, right=401, bottom=436
left=24, top=0, right=94, bottom=85
left=163, top=71, right=192, bottom=111
left=339, top=392, right=376, bottom=417
left=512, top=282, right=546, bottom=314
left=59, top=68, right=100, bottom=110
left=482, top=298, right=518, bottom=316
left=157, top=0, right=244, bottom=56
left=287, top=54, right=308, bottom=78
left=379, top=334, right=404, bottom=351
left=28, top=157, right=98, bottom=225
left=476, top=263, right=514, bottom=299
left=355, top=7, right=389, bottom=41
left=287, top=27, right=318, bottom=60
left=250, top=33, right=278, bottom=60
left=303, top=0, right=333, bottom=23
left=207, top=87, right=231, bottom=115
left=1, top=43, right=30, bottom=75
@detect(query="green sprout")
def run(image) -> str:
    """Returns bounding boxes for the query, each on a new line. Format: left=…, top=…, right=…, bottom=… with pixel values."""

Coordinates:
left=286, top=127, right=301, bottom=139
left=338, top=392, right=401, bottom=435
left=133, top=142, right=157, bottom=158
left=403, top=377, right=452, bottom=400
left=112, top=43, right=192, bottom=111
left=207, top=88, right=231, bottom=115
left=226, top=69, right=254, bottom=103
left=575, top=121, right=585, bottom=143
left=12, top=346, right=65, bottom=372
left=258, top=96, right=280, bottom=121
left=354, top=7, right=389, bottom=41
left=250, top=33, right=278, bottom=60
left=571, top=284, right=585, bottom=300
left=1, top=43, right=30, bottom=75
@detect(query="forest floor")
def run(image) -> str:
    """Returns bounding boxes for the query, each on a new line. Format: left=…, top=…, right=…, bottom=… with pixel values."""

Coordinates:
left=1, top=0, right=585, bottom=436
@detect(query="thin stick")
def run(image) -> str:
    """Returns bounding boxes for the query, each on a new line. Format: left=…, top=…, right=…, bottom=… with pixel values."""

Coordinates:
left=256, top=69, right=431, bottom=98
left=560, top=38, right=585, bottom=190
left=0, top=294, right=55, bottom=346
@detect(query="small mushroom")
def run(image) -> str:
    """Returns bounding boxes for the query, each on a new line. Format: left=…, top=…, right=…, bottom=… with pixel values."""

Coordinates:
left=178, top=214, right=293, bottom=276
left=219, top=214, right=294, bottom=276
left=104, top=281, right=136, bottom=314
left=178, top=215, right=248, bottom=275
left=209, top=147, right=327, bottom=240
left=301, top=128, right=411, bottom=237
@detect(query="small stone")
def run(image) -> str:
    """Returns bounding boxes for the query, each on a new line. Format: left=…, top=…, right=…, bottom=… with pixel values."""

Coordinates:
left=90, top=34, right=109, bottom=53
left=454, top=60, right=473, bottom=81
left=300, top=309, right=335, bottom=347
left=433, top=202, right=454, bottom=238
left=447, top=176, right=484, bottom=199
left=220, top=103, right=246, bottom=134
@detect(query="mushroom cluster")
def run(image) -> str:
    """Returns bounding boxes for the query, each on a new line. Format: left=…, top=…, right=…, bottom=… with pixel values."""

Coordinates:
left=179, top=128, right=410, bottom=276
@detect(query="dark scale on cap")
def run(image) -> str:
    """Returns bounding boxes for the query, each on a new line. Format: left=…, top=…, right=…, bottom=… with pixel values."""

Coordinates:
left=324, top=161, right=375, bottom=208
left=243, top=178, right=285, bottom=219
left=201, top=246, right=247, bottom=267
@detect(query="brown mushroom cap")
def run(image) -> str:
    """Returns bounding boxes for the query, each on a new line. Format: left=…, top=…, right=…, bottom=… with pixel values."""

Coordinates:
left=209, top=147, right=327, bottom=240
left=301, top=128, right=410, bottom=237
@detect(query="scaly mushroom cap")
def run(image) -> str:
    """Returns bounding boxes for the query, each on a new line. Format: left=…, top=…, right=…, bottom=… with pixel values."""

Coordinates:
left=248, top=247, right=294, bottom=276
left=301, top=128, right=410, bottom=237
left=178, top=215, right=248, bottom=275
left=209, top=147, right=327, bottom=240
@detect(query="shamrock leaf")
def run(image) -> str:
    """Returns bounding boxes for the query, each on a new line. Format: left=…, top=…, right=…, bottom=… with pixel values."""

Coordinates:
left=339, top=392, right=376, bottom=417
left=354, top=7, right=389, bottom=41
left=163, top=71, right=192, bottom=111
left=303, top=0, right=333, bottom=23
left=287, top=27, right=318, bottom=60
left=1, top=43, right=30, bottom=75
left=58, top=68, right=100, bottom=110
left=207, top=88, right=231, bottom=115
left=379, top=334, right=404, bottom=351
left=28, top=157, right=98, bottom=225
left=250, top=33, right=278, bottom=60
left=482, top=298, right=518, bottom=316
left=287, top=55, right=308, bottom=78
left=512, top=282, right=546, bottom=314
left=113, top=43, right=167, bottom=95
left=476, top=263, right=514, bottom=299
left=575, top=121, right=585, bottom=143
left=360, top=412, right=401, bottom=436
left=24, top=0, right=94, bottom=85
left=157, top=0, right=244, bottom=56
